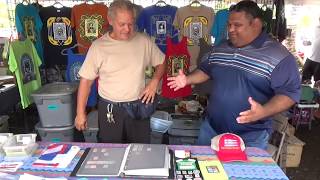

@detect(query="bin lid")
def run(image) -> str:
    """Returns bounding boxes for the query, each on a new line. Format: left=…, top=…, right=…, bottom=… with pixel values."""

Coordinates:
left=31, top=82, right=78, bottom=97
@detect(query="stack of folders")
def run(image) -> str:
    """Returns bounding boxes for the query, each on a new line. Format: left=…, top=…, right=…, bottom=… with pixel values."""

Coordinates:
left=75, top=143, right=170, bottom=178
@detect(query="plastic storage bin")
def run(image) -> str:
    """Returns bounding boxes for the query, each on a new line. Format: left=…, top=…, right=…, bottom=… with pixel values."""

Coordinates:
left=150, top=111, right=173, bottom=144
left=2, top=134, right=38, bottom=156
left=31, top=82, right=78, bottom=127
left=83, top=110, right=99, bottom=142
left=0, top=133, right=13, bottom=156
left=168, top=114, right=201, bottom=145
left=35, top=122, right=74, bottom=142
left=150, top=111, right=173, bottom=133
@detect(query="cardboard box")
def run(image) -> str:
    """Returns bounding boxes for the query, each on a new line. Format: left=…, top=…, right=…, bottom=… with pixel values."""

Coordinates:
left=286, top=136, right=305, bottom=167
left=286, top=123, right=295, bottom=137
left=273, top=113, right=289, bottom=132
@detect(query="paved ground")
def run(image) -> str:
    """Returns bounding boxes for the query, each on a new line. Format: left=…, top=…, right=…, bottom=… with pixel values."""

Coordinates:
left=286, top=119, right=320, bottom=180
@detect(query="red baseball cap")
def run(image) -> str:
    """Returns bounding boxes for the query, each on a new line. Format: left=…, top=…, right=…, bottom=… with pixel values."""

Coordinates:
left=211, top=133, right=248, bottom=162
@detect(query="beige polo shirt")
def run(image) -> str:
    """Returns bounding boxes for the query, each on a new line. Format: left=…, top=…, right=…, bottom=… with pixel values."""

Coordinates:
left=79, top=32, right=165, bottom=102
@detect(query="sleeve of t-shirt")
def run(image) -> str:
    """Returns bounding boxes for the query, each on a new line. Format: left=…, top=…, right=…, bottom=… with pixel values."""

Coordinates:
left=8, top=45, right=17, bottom=73
left=198, top=52, right=211, bottom=76
left=102, top=5, right=109, bottom=30
left=136, top=9, right=145, bottom=32
left=70, top=5, right=76, bottom=28
left=271, top=54, right=301, bottom=103
left=208, top=8, right=215, bottom=36
left=78, top=43, right=100, bottom=80
left=173, top=9, right=180, bottom=31
left=32, top=41, right=42, bottom=68
left=147, top=36, right=165, bottom=67
left=15, top=5, right=23, bottom=33
left=211, top=12, right=218, bottom=38
left=33, top=7, right=43, bottom=31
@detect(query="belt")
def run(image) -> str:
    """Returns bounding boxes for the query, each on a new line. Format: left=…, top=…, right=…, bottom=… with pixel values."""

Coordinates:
left=99, top=96, right=141, bottom=107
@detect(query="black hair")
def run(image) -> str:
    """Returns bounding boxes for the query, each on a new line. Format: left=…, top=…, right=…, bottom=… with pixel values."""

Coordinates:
left=229, top=1, right=263, bottom=21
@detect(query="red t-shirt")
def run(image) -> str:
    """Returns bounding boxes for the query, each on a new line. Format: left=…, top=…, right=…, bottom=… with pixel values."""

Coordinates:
left=162, top=36, right=192, bottom=98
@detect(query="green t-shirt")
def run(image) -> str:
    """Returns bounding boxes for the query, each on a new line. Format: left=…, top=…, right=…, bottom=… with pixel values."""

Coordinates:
left=8, top=38, right=42, bottom=109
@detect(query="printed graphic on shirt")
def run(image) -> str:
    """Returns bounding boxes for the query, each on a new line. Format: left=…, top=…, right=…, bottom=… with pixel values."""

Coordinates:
left=151, top=15, right=174, bottom=46
left=47, top=17, right=73, bottom=46
left=21, top=53, right=36, bottom=84
left=156, top=21, right=166, bottom=35
left=85, top=19, right=98, bottom=37
left=183, top=16, right=209, bottom=46
left=168, top=55, right=188, bottom=76
left=53, top=23, right=66, bottom=40
left=23, top=16, right=36, bottom=42
left=79, top=14, right=105, bottom=42
left=69, top=61, right=82, bottom=81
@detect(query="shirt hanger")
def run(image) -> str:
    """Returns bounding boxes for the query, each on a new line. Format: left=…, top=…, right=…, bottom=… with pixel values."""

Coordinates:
left=155, top=0, right=167, bottom=7
left=190, top=0, right=201, bottom=8
left=85, top=0, right=96, bottom=5
left=52, top=0, right=64, bottom=8
left=22, top=0, right=29, bottom=5
left=61, top=43, right=88, bottom=56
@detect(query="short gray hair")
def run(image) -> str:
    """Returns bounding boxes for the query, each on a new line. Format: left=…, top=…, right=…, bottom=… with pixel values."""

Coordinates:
left=108, top=0, right=135, bottom=20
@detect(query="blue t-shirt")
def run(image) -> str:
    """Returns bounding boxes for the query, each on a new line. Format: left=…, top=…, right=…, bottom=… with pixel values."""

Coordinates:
left=211, top=9, right=229, bottom=45
left=199, top=32, right=301, bottom=135
left=66, top=49, right=97, bottom=107
left=136, top=5, right=178, bottom=53
left=15, top=3, right=43, bottom=62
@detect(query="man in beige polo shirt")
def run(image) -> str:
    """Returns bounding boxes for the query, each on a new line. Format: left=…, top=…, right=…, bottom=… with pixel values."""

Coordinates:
left=75, top=0, right=165, bottom=143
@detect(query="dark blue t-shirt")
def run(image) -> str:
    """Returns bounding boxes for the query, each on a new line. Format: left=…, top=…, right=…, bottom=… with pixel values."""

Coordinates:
left=66, top=49, right=97, bottom=107
left=136, top=5, right=178, bottom=53
left=199, top=32, right=301, bottom=134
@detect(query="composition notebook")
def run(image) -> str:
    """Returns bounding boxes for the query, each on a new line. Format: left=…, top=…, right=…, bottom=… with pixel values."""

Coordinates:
left=74, top=144, right=170, bottom=178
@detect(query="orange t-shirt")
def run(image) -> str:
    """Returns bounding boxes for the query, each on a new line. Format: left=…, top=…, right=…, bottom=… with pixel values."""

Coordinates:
left=71, top=3, right=108, bottom=53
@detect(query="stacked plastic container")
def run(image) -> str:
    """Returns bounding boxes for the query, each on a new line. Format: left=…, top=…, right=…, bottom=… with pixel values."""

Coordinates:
left=83, top=110, right=99, bottom=142
left=150, top=111, right=173, bottom=144
left=168, top=114, right=201, bottom=145
left=31, top=82, right=78, bottom=142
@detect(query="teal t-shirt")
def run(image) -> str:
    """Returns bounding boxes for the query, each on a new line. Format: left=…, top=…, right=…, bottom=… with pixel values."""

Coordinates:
left=8, top=39, right=42, bottom=109
left=15, top=3, right=43, bottom=62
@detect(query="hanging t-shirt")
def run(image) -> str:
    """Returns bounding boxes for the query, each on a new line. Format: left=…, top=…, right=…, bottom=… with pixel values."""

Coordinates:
left=8, top=39, right=42, bottom=109
left=66, top=48, right=97, bottom=107
left=15, top=3, right=44, bottom=62
left=261, top=7, right=273, bottom=34
left=71, top=3, right=108, bottom=54
left=173, top=5, right=214, bottom=71
left=194, top=38, right=212, bottom=96
left=40, top=6, right=76, bottom=68
left=137, top=5, right=178, bottom=53
left=211, top=9, right=229, bottom=45
left=162, top=37, right=192, bottom=98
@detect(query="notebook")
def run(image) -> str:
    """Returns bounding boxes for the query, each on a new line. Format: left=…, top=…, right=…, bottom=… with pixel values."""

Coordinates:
left=198, top=160, right=228, bottom=180
left=75, top=144, right=170, bottom=178
left=122, top=143, right=170, bottom=178
left=75, top=147, right=127, bottom=177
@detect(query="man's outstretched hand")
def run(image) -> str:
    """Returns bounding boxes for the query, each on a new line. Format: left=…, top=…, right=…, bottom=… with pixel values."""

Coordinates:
left=167, top=69, right=187, bottom=91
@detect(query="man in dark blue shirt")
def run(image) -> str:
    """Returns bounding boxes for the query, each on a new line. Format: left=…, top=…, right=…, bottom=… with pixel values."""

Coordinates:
left=167, top=1, right=300, bottom=150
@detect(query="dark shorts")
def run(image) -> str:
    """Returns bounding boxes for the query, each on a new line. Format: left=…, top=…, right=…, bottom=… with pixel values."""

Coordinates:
left=97, top=96, right=158, bottom=143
